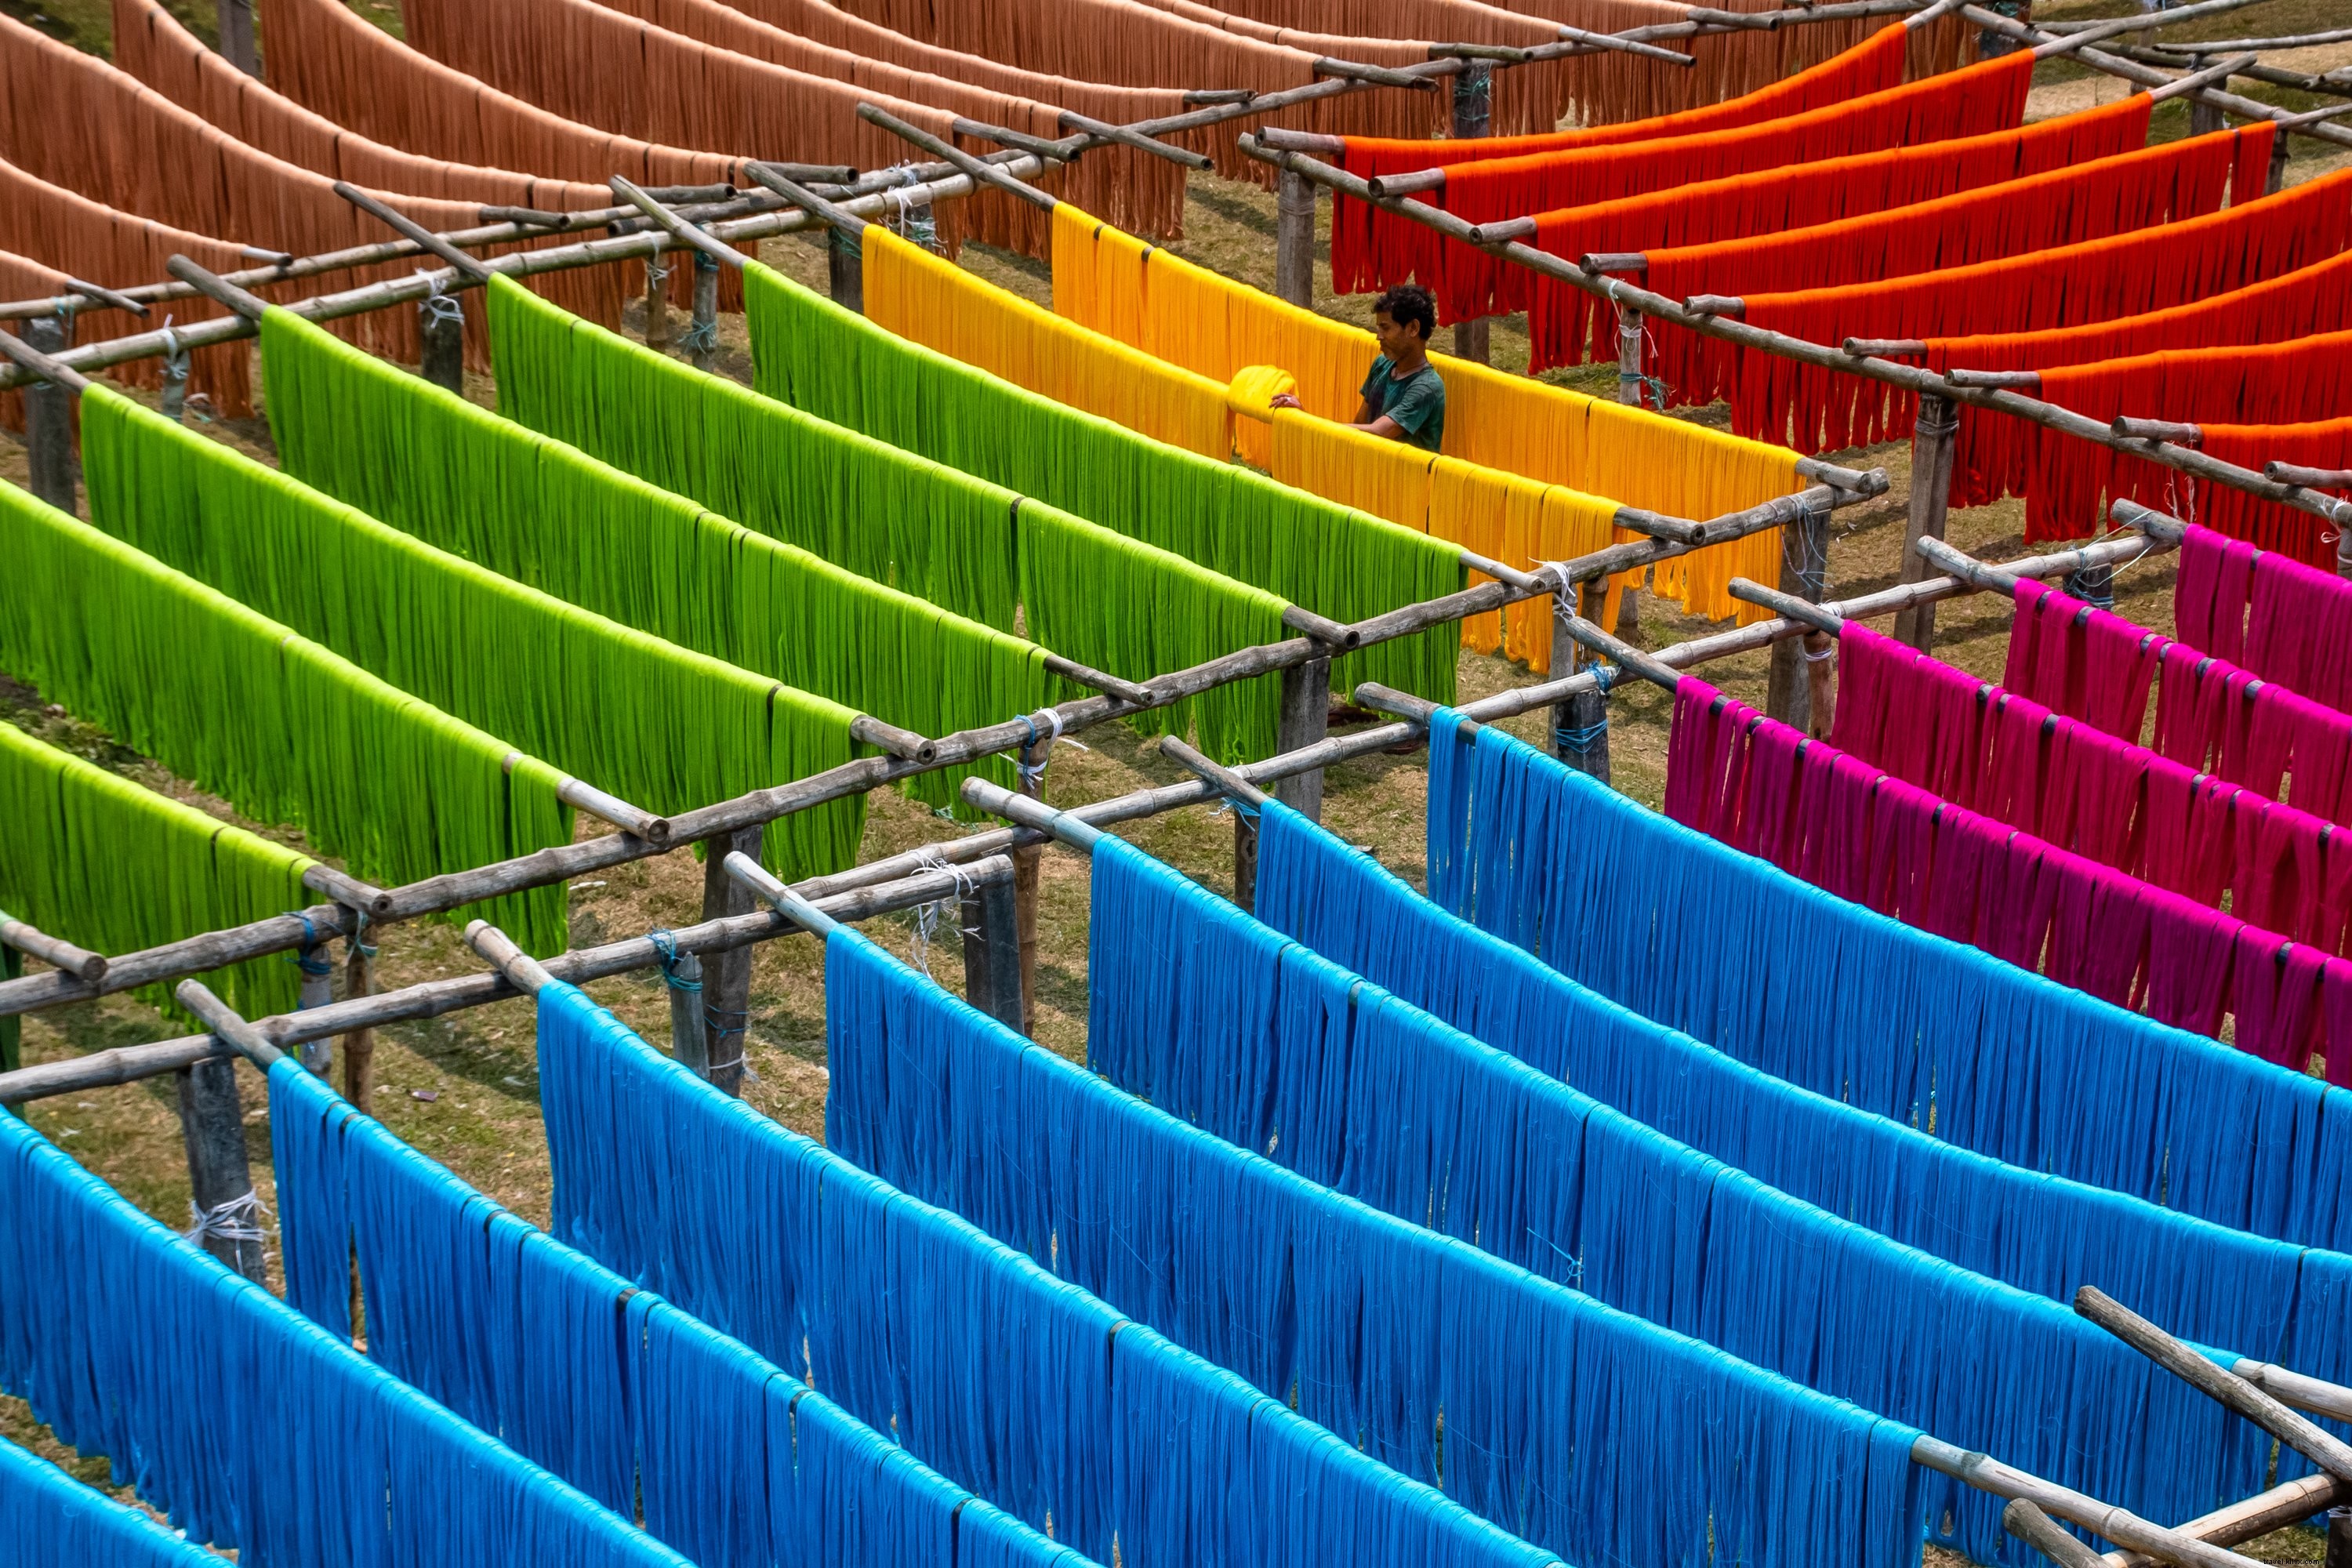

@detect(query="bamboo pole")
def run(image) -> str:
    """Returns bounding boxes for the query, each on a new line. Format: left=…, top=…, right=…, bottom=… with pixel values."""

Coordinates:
left=463, top=922, right=559, bottom=997
left=216, top=0, right=256, bottom=75
left=662, top=946, right=706, bottom=1071
left=1160, top=736, right=1273, bottom=811
left=1895, top=393, right=1959, bottom=650
left=2077, top=1286, right=2352, bottom=1487
left=1276, top=170, right=1317, bottom=310
left=697, top=826, right=763, bottom=1095
left=1548, top=579, right=1608, bottom=778
left=688, top=252, right=720, bottom=373
left=173, top=1055, right=267, bottom=1282
left=1275, top=657, right=1333, bottom=822
left=295, top=926, right=334, bottom=1076
left=1910, top=1436, right=2269, bottom=1568
left=960, top=869, right=1024, bottom=1029
left=1450, top=64, right=1494, bottom=367
left=341, top=934, right=375, bottom=1114
left=2009, top=1500, right=2117, bottom=1568
left=556, top=776, right=671, bottom=843
left=2103, top=1476, right=2347, bottom=1568
left=1766, top=493, right=1831, bottom=727
left=723, top=852, right=841, bottom=938
left=861, top=104, right=1058, bottom=212
left=16, top=317, right=78, bottom=515
left=962, top=780, right=1109, bottom=852
left=0, top=911, right=107, bottom=984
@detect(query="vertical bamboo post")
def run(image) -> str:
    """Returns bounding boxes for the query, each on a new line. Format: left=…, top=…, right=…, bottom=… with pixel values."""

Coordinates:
left=216, top=0, right=258, bottom=75
left=689, top=251, right=720, bottom=372
left=1233, top=814, right=1260, bottom=913
left=827, top=227, right=865, bottom=314
left=2326, top=1507, right=2352, bottom=1568
left=1273, top=657, right=1331, bottom=822
left=959, top=874, right=1024, bottom=1030
left=662, top=947, right=706, bottom=1071
left=1552, top=581, right=1613, bottom=781
left=158, top=326, right=191, bottom=425
left=1, top=943, right=18, bottom=1075
left=418, top=289, right=464, bottom=394
left=2267, top=131, right=2291, bottom=196
left=1011, top=738, right=1045, bottom=1036
left=644, top=252, right=672, bottom=353
left=1450, top=64, right=1492, bottom=366
left=2062, top=558, right=2114, bottom=608
left=176, top=1058, right=267, bottom=1283
left=697, top=826, right=762, bottom=1095
left=1893, top=393, right=1958, bottom=650
left=2189, top=94, right=2224, bottom=140
left=295, top=935, right=333, bottom=1076
left=340, top=935, right=374, bottom=1114
left=1803, top=633, right=1837, bottom=739
left=1767, top=495, right=1831, bottom=727
left=1276, top=169, right=1316, bottom=310
left=23, top=314, right=77, bottom=517
left=1613, top=309, right=1649, bottom=637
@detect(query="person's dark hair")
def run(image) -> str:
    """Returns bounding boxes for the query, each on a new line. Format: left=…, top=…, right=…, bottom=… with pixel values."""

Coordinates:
left=1373, top=283, right=1436, bottom=343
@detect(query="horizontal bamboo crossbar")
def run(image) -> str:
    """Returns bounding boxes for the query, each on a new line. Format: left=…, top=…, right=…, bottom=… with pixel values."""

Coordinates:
left=0, top=856, right=1011, bottom=1103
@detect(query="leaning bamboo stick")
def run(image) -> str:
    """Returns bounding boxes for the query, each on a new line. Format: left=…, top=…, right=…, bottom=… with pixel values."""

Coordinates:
left=174, top=980, right=285, bottom=1069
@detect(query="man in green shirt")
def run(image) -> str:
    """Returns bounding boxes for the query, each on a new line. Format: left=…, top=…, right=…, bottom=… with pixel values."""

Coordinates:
left=1270, top=284, right=1446, bottom=453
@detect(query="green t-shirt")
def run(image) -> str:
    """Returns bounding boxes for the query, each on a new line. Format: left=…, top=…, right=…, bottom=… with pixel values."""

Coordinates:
left=1359, top=354, right=1446, bottom=453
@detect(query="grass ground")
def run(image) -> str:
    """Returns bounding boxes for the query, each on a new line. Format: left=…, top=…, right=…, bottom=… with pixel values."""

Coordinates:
left=0, top=6, right=2342, bottom=1556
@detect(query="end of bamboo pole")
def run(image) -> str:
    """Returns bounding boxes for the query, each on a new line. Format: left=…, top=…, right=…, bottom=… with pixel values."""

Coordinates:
left=849, top=714, right=938, bottom=765
left=174, top=979, right=287, bottom=1069
left=165, top=256, right=271, bottom=324
left=721, top=851, right=840, bottom=938
left=960, top=778, right=1106, bottom=853
left=1158, top=735, right=1273, bottom=812
left=463, top=920, right=557, bottom=998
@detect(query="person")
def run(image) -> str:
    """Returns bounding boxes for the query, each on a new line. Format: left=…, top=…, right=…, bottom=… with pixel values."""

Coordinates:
left=1269, top=283, right=1446, bottom=453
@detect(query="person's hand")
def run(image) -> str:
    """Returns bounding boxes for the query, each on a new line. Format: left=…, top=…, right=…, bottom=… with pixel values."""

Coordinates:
left=1269, top=392, right=1302, bottom=411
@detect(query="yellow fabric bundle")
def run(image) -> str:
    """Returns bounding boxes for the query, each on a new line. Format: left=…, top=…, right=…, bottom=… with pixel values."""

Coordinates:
left=1225, top=365, right=1296, bottom=469
left=1051, top=204, right=1802, bottom=626
left=1270, top=410, right=1622, bottom=670
left=863, top=224, right=1231, bottom=461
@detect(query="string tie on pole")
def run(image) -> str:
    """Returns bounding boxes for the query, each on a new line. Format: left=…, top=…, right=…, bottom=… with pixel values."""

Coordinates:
left=1014, top=708, right=1083, bottom=789
left=702, top=1007, right=752, bottom=1081
left=888, top=164, right=940, bottom=252
left=350, top=909, right=379, bottom=964
left=285, top=911, right=334, bottom=978
left=416, top=272, right=464, bottom=330
left=678, top=318, right=719, bottom=354
left=159, top=321, right=189, bottom=388
left=644, top=252, right=671, bottom=294
left=906, top=850, right=979, bottom=978
left=648, top=929, right=702, bottom=993
left=1803, top=641, right=1837, bottom=664
left=183, top=1189, right=267, bottom=1249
